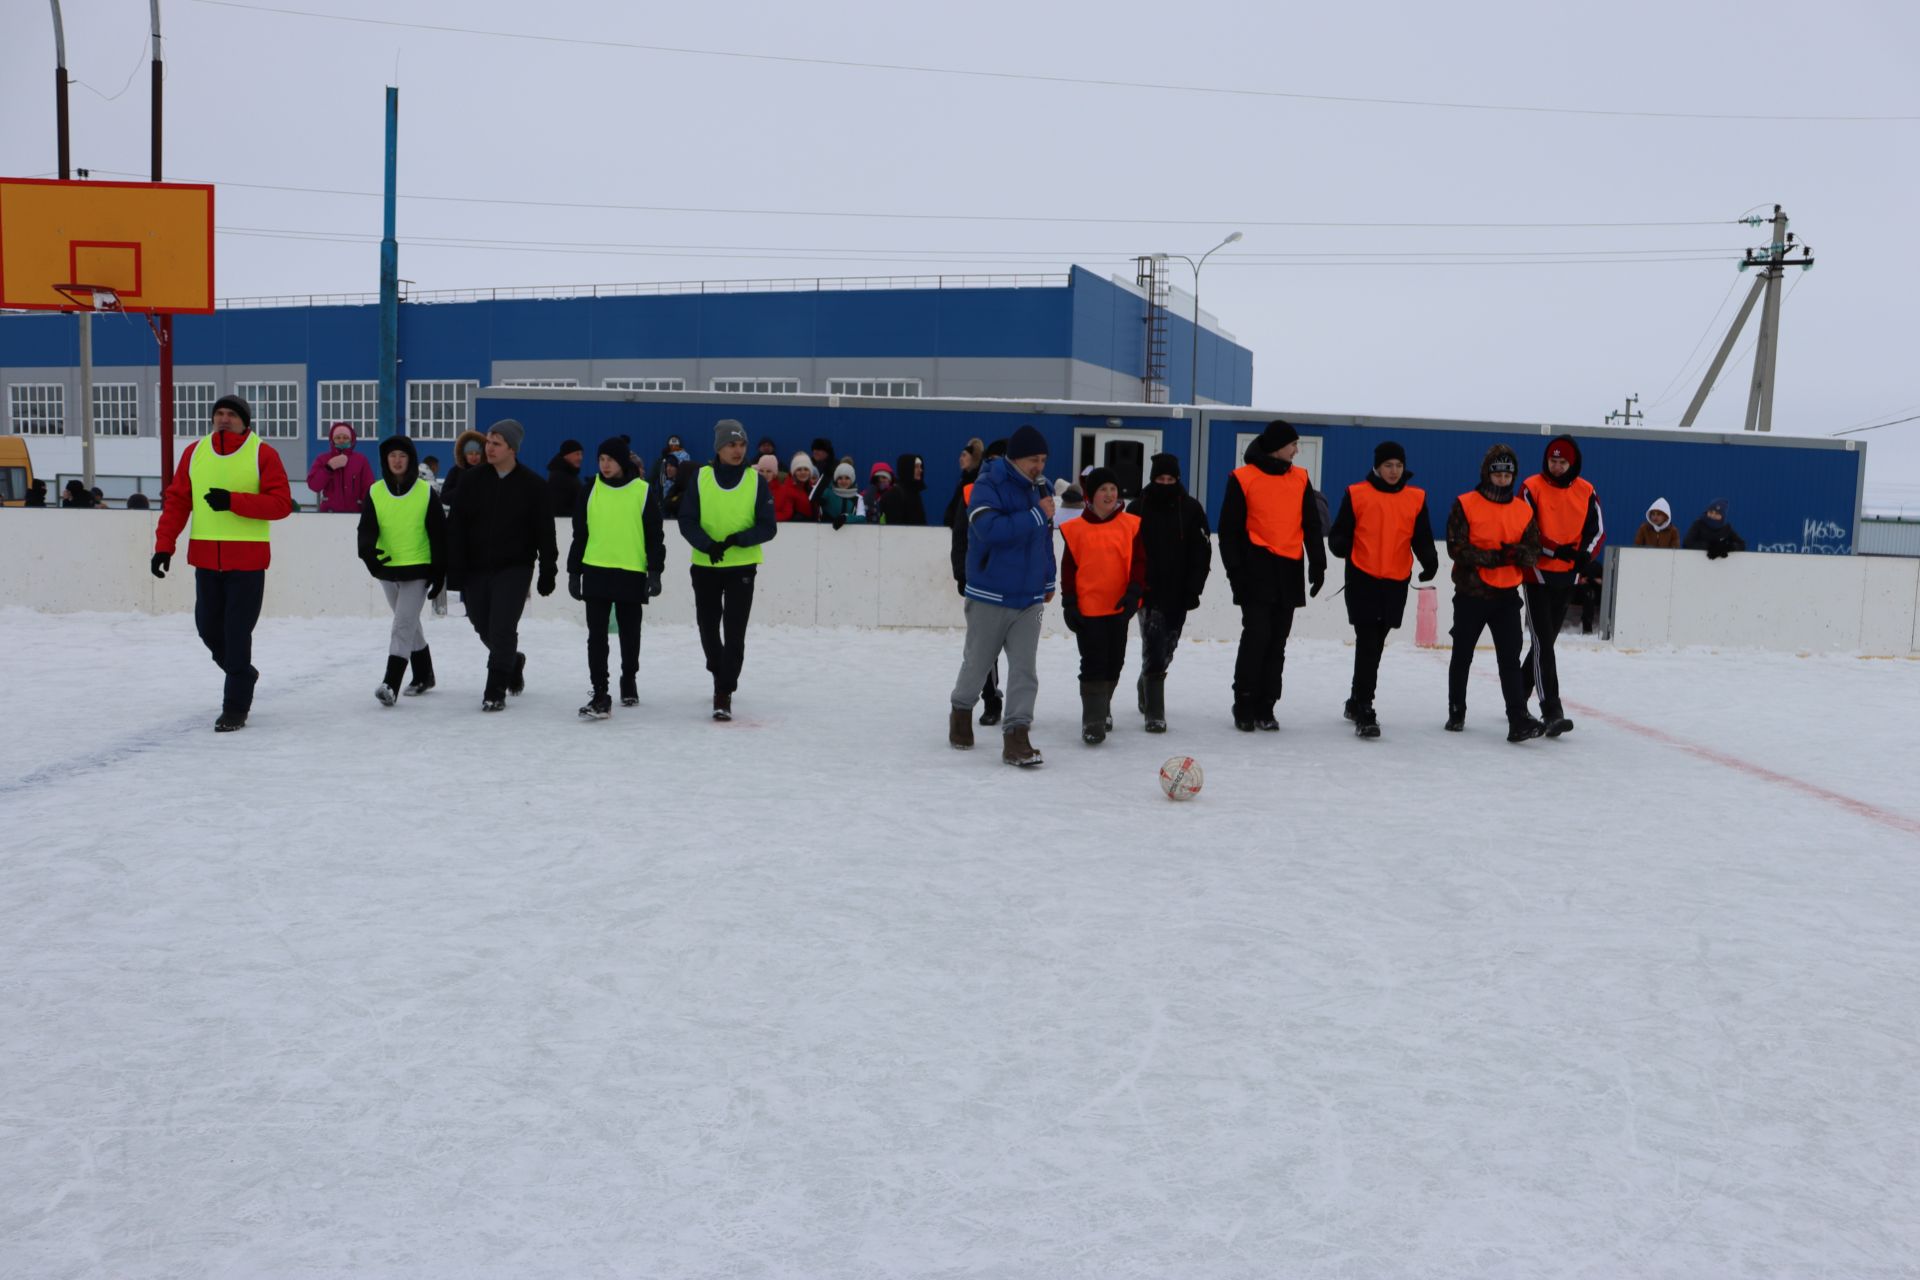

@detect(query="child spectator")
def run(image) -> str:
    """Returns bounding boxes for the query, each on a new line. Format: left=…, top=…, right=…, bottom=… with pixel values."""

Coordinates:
left=1683, top=499, right=1746, bottom=559
left=818, top=463, right=867, bottom=529
left=1635, top=498, right=1680, bottom=547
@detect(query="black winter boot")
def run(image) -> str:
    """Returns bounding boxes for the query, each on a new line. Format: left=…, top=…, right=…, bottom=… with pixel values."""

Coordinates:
left=979, top=693, right=1003, bottom=727
left=712, top=691, right=732, bottom=721
left=507, top=652, right=527, bottom=696
left=1445, top=703, right=1466, bottom=732
left=1136, top=674, right=1147, bottom=714
left=1543, top=703, right=1574, bottom=737
left=1142, top=674, right=1167, bottom=733
left=580, top=690, right=612, bottom=721
left=1081, top=681, right=1107, bottom=745
left=620, top=674, right=639, bottom=707
left=1507, top=715, right=1547, bottom=743
left=403, top=647, right=435, bottom=696
left=376, top=654, right=408, bottom=706
left=1352, top=704, right=1381, bottom=739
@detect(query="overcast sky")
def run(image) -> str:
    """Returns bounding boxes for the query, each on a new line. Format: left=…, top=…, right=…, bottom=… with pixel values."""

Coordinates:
left=6, top=0, right=1917, bottom=511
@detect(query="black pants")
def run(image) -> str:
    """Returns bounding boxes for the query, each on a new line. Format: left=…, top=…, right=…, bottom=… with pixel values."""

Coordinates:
left=691, top=565, right=756, bottom=694
left=585, top=597, right=641, bottom=693
left=194, top=568, right=264, bottom=713
left=1074, top=613, right=1131, bottom=683
left=1522, top=577, right=1576, bottom=715
left=1448, top=590, right=1530, bottom=721
left=1232, top=600, right=1296, bottom=712
left=463, top=564, right=533, bottom=693
left=1137, top=605, right=1189, bottom=677
left=1350, top=621, right=1391, bottom=707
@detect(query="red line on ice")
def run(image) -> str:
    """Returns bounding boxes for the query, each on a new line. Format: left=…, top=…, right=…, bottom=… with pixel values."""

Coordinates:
left=1567, top=699, right=1920, bottom=840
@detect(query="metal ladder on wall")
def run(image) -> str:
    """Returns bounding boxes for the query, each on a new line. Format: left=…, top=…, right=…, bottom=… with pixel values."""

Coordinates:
left=1136, top=255, right=1171, bottom=404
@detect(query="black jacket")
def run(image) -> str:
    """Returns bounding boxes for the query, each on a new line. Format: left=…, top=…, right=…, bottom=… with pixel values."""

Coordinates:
left=1216, top=439, right=1327, bottom=608
left=676, top=460, right=778, bottom=562
left=1326, top=470, right=1439, bottom=628
left=1682, top=515, right=1746, bottom=557
left=566, top=466, right=667, bottom=604
left=446, top=461, right=560, bottom=585
left=546, top=456, right=585, bottom=520
left=877, top=453, right=928, bottom=526
left=355, top=435, right=447, bottom=583
left=1126, top=480, right=1212, bottom=611
left=945, top=466, right=981, bottom=588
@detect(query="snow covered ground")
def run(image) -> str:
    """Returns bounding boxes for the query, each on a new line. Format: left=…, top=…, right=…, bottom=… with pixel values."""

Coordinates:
left=2, top=607, right=1917, bottom=1279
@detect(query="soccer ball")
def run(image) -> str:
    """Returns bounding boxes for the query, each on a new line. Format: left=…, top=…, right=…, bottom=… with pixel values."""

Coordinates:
left=1159, top=755, right=1203, bottom=802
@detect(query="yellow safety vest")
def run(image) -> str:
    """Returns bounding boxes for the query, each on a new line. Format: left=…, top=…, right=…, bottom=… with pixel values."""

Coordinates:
left=191, top=433, right=269, bottom=543
left=693, top=467, right=763, bottom=568
left=584, top=477, right=651, bottom=573
left=369, top=477, right=433, bottom=568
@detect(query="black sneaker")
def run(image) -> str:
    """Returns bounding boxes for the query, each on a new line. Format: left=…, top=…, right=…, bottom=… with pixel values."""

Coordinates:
left=507, top=652, right=527, bottom=696
left=214, top=710, right=247, bottom=733
left=375, top=683, right=398, bottom=707
left=1343, top=699, right=1359, bottom=722
left=620, top=676, right=639, bottom=708
left=1543, top=709, right=1574, bottom=738
left=1353, top=705, right=1381, bottom=739
left=979, top=697, right=1003, bottom=727
left=482, top=684, right=506, bottom=713
left=1254, top=714, right=1280, bottom=732
left=1507, top=716, right=1547, bottom=743
left=580, top=692, right=612, bottom=721
left=1233, top=707, right=1256, bottom=732
left=1444, top=705, right=1466, bottom=732
left=713, top=692, right=732, bottom=721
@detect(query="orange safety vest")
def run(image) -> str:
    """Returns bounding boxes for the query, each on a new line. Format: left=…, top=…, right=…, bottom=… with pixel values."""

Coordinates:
left=1347, top=481, right=1426, bottom=581
left=1059, top=511, right=1140, bottom=616
left=1523, top=474, right=1595, bottom=572
left=963, top=482, right=974, bottom=504
left=1458, top=490, right=1533, bottom=589
left=1232, top=464, right=1307, bottom=560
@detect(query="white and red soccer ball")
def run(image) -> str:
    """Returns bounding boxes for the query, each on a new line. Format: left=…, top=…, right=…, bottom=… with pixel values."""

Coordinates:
left=1158, top=755, right=1203, bottom=802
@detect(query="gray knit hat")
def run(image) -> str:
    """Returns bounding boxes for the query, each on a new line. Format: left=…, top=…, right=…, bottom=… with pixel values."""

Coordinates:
left=489, top=419, right=525, bottom=453
left=714, top=419, right=747, bottom=450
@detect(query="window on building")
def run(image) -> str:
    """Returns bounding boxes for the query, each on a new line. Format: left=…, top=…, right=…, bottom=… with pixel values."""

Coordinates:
left=172, top=382, right=218, bottom=437
left=499, top=377, right=580, bottom=388
left=235, top=381, right=300, bottom=439
left=405, top=380, right=478, bottom=441
left=6, top=384, right=66, bottom=435
left=91, top=383, right=141, bottom=436
left=710, top=377, right=801, bottom=396
left=826, top=377, right=923, bottom=398
left=602, top=377, right=686, bottom=392
left=318, top=380, right=380, bottom=439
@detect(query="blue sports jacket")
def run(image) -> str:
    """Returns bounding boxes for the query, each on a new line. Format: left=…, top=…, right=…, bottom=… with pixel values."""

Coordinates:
left=963, top=457, right=1057, bottom=609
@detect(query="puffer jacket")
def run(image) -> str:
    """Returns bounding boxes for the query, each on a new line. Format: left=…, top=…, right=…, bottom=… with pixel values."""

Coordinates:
left=962, top=456, right=1056, bottom=609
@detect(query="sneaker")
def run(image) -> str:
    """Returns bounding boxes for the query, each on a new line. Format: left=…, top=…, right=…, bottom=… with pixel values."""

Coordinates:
left=214, top=710, right=247, bottom=733
left=579, top=692, right=612, bottom=721
left=481, top=697, right=506, bottom=713
left=1233, top=707, right=1256, bottom=732
left=713, top=692, right=732, bottom=722
left=507, top=652, right=527, bottom=696
left=1343, top=699, right=1359, bottom=722
left=1254, top=715, right=1280, bottom=732
left=375, top=683, right=398, bottom=707
left=1543, top=707, right=1574, bottom=738
left=979, top=697, right=1003, bottom=728
left=1353, top=705, right=1381, bottom=739
left=1444, top=704, right=1466, bottom=732
left=1507, top=716, right=1547, bottom=743
left=620, top=676, right=639, bottom=708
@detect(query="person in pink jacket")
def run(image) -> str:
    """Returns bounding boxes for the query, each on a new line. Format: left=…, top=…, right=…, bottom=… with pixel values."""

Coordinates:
left=308, top=421, right=376, bottom=513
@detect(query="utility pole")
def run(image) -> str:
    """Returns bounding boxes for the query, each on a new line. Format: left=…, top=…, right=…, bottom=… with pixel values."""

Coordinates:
left=152, top=0, right=177, bottom=490
left=1605, top=393, right=1643, bottom=426
left=378, top=87, right=400, bottom=435
left=1678, top=205, right=1813, bottom=430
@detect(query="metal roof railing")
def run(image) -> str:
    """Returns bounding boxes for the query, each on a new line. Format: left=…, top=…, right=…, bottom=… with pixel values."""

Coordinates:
left=215, top=272, right=1072, bottom=310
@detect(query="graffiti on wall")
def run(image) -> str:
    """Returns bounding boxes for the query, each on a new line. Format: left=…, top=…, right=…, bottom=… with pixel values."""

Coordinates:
left=1756, top=518, right=1852, bottom=555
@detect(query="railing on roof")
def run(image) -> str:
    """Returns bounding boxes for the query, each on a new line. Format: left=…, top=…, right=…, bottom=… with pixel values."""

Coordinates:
left=215, top=272, right=1072, bottom=310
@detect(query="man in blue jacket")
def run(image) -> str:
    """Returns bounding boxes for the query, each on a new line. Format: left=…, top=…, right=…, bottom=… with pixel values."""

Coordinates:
left=949, top=425, right=1056, bottom=766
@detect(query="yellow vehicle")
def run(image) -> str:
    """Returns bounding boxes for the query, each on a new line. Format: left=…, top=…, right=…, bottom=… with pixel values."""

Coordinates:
left=0, top=437, right=36, bottom=506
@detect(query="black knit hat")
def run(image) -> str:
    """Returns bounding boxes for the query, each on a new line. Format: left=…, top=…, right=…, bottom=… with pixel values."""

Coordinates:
left=1007, top=425, right=1048, bottom=461
left=210, top=394, right=252, bottom=429
left=558, top=439, right=584, bottom=456
left=1255, top=419, right=1299, bottom=453
left=597, top=435, right=635, bottom=478
left=1149, top=452, right=1181, bottom=481
left=1373, top=440, right=1406, bottom=469
left=1082, top=467, right=1119, bottom=498
left=984, top=438, right=1008, bottom=459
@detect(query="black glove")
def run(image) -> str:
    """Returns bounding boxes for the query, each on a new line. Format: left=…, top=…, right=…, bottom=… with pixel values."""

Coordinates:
left=1418, top=563, right=1437, bottom=583
left=536, top=567, right=556, bottom=597
left=1707, top=544, right=1728, bottom=560
left=831, top=515, right=846, bottom=531
left=203, top=488, right=232, bottom=512
left=724, top=532, right=746, bottom=549
left=372, top=549, right=391, bottom=565
left=956, top=580, right=967, bottom=597
left=707, top=545, right=727, bottom=564
left=568, top=572, right=584, bottom=601
left=1309, top=571, right=1325, bottom=598
left=646, top=573, right=662, bottom=600
left=150, top=551, right=171, bottom=579
left=427, top=575, right=445, bottom=600
left=1118, top=586, right=1143, bottom=616
left=1062, top=606, right=1083, bottom=634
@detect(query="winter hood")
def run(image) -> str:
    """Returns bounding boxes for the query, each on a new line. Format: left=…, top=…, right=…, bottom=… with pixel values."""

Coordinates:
left=376, top=433, right=420, bottom=493
left=1540, top=434, right=1584, bottom=485
left=327, top=422, right=359, bottom=449
left=1645, top=497, right=1672, bottom=526
left=1478, top=443, right=1521, bottom=499
left=453, top=428, right=488, bottom=468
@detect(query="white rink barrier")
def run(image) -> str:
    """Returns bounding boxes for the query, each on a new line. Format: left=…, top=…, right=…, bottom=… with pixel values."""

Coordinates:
left=13, top=512, right=1916, bottom=654
left=1609, top=546, right=1920, bottom=655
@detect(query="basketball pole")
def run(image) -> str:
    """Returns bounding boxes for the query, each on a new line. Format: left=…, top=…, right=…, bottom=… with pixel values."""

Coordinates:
left=49, top=2, right=96, bottom=490
left=151, top=0, right=176, bottom=490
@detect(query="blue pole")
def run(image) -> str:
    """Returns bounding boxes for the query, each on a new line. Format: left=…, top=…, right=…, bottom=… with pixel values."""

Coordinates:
left=378, top=86, right=399, bottom=435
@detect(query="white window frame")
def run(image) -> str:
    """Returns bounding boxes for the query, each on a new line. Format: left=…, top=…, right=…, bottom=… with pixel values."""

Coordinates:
left=826, top=377, right=922, bottom=398
left=498, top=377, right=580, bottom=388
left=92, top=382, right=141, bottom=437
left=602, top=377, right=686, bottom=392
left=235, top=381, right=300, bottom=440
left=710, top=377, right=801, bottom=396
left=1234, top=431, right=1323, bottom=491
left=172, top=382, right=218, bottom=438
left=405, top=379, right=478, bottom=441
left=6, top=384, right=66, bottom=436
left=317, top=380, right=380, bottom=440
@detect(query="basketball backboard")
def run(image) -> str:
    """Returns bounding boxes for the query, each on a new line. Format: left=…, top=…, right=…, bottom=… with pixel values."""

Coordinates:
left=0, top=178, right=214, bottom=314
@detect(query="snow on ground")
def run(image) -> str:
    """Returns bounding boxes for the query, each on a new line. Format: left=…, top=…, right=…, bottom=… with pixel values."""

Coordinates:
left=2, top=606, right=1917, bottom=1279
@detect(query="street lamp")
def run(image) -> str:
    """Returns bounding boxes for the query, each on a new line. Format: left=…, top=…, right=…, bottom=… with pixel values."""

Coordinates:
left=1163, top=231, right=1243, bottom=405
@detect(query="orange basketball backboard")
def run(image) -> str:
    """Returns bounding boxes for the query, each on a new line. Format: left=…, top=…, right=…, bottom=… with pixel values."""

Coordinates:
left=0, top=178, right=214, bottom=314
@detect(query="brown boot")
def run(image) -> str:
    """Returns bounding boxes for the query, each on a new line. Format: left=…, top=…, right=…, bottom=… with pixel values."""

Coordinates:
left=1001, top=724, right=1043, bottom=768
left=949, top=705, right=974, bottom=749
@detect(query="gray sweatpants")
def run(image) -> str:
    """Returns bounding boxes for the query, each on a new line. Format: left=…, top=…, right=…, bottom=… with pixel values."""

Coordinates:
left=381, top=579, right=429, bottom=658
left=950, top=599, right=1042, bottom=731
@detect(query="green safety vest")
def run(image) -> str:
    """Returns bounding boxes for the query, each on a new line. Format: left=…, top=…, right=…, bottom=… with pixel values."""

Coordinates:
left=369, top=477, right=433, bottom=568
left=191, top=432, right=269, bottom=543
left=584, top=477, right=651, bottom=573
left=693, top=467, right=762, bottom=568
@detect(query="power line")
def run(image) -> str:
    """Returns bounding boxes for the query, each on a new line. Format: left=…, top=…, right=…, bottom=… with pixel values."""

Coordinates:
left=1833, top=414, right=1920, bottom=436
left=1641, top=275, right=1747, bottom=411
left=190, top=0, right=1920, bottom=123
left=91, top=169, right=1737, bottom=230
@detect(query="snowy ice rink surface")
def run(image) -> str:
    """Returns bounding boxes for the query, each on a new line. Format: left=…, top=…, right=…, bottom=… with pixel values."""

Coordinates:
left=2, top=607, right=1917, bottom=1280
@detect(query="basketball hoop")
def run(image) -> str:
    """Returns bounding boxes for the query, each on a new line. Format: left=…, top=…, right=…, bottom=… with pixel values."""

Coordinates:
left=54, top=283, right=121, bottom=313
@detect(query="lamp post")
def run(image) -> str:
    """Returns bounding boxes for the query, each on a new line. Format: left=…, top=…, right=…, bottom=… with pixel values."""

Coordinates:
left=1164, top=231, right=1242, bottom=405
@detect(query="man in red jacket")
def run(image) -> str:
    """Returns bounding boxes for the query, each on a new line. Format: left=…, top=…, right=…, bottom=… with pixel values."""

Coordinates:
left=150, top=394, right=295, bottom=730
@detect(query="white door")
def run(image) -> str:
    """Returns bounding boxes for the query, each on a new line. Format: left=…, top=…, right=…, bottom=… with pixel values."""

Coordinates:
left=1071, top=427, right=1162, bottom=499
